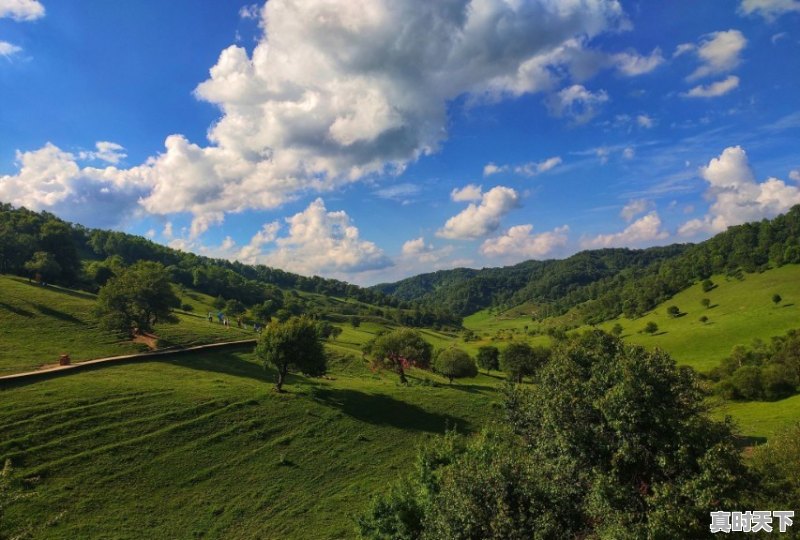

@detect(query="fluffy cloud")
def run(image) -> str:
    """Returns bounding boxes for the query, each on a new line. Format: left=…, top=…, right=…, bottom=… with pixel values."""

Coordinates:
left=450, top=184, right=483, bottom=202
left=259, top=198, right=392, bottom=276
left=636, top=114, right=654, bottom=128
left=683, top=75, right=740, bottom=98
left=790, top=169, right=800, bottom=182
left=0, top=143, right=152, bottom=226
left=0, top=40, right=21, bottom=57
left=438, top=185, right=519, bottom=239
left=679, top=146, right=800, bottom=237
left=2, top=0, right=631, bottom=232
left=683, top=30, right=747, bottom=81
left=483, top=156, right=562, bottom=177
left=0, top=0, right=44, bottom=21
left=480, top=224, right=569, bottom=258
left=79, top=141, right=128, bottom=165
left=546, top=84, right=609, bottom=124
left=620, top=199, right=653, bottom=221
left=739, top=0, right=800, bottom=19
left=236, top=221, right=281, bottom=263
left=611, top=48, right=665, bottom=76
left=582, top=211, right=669, bottom=248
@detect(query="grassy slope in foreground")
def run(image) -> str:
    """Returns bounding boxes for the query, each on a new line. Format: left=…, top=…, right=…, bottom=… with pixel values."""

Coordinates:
left=0, top=349, right=496, bottom=539
left=0, top=275, right=253, bottom=375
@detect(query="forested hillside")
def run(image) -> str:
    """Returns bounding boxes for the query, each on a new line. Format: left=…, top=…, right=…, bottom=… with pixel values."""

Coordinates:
left=0, top=203, right=460, bottom=328
left=374, top=205, right=800, bottom=323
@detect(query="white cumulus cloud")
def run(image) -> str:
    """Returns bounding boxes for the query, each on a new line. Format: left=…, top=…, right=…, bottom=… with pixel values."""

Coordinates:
left=260, top=198, right=392, bottom=276
left=79, top=141, right=128, bottom=165
left=739, top=0, right=800, bottom=19
left=684, top=75, right=740, bottom=98
left=480, top=224, right=569, bottom=258
left=789, top=169, right=800, bottom=182
left=438, top=185, right=519, bottom=240
left=0, top=40, right=22, bottom=57
left=679, top=146, right=800, bottom=237
left=546, top=84, right=609, bottom=124
left=582, top=211, right=669, bottom=248
left=0, top=0, right=44, bottom=21
left=1, top=0, right=629, bottom=232
left=620, top=199, right=653, bottom=221
left=686, top=30, right=747, bottom=81
left=450, top=184, right=483, bottom=202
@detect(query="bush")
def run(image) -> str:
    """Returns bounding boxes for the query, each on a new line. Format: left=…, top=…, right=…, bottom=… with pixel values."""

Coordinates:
left=666, top=305, right=680, bottom=317
left=181, top=303, right=194, bottom=312
left=476, top=345, right=500, bottom=373
left=701, top=279, right=715, bottom=292
left=643, top=321, right=659, bottom=334
left=500, top=343, right=549, bottom=383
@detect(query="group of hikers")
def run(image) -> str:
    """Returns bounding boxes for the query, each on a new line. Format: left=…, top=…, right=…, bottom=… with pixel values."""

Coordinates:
left=206, top=312, right=263, bottom=333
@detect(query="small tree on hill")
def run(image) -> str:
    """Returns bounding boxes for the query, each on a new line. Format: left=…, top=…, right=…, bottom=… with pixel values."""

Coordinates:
left=434, top=348, right=478, bottom=383
left=225, top=299, right=245, bottom=316
left=330, top=326, right=343, bottom=341
left=476, top=345, right=500, bottom=374
left=367, top=328, right=432, bottom=384
left=699, top=315, right=709, bottom=324
left=772, top=293, right=782, bottom=306
left=212, top=295, right=226, bottom=310
left=644, top=321, right=659, bottom=335
left=255, top=316, right=327, bottom=392
left=501, top=343, right=549, bottom=383
left=95, top=261, right=180, bottom=336
left=701, top=298, right=711, bottom=309
left=701, top=279, right=715, bottom=292
left=350, top=316, right=361, bottom=328
left=611, top=323, right=624, bottom=336
left=666, top=305, right=680, bottom=318
left=23, top=251, right=61, bottom=283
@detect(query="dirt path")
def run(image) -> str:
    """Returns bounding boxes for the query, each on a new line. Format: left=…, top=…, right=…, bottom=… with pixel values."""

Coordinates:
left=0, top=339, right=257, bottom=384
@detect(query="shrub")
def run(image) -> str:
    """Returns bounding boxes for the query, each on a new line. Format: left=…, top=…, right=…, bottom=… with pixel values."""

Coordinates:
left=434, top=348, right=478, bottom=383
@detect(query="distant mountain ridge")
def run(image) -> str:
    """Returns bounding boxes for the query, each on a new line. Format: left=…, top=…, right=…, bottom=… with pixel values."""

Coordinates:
left=372, top=205, right=800, bottom=322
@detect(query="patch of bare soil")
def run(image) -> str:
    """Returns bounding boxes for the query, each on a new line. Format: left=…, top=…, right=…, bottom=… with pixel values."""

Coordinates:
left=132, top=333, right=158, bottom=350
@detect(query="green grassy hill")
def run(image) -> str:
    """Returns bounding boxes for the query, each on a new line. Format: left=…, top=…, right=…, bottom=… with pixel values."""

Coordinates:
left=596, top=264, right=800, bottom=373
left=0, top=349, right=496, bottom=539
left=0, top=275, right=252, bottom=375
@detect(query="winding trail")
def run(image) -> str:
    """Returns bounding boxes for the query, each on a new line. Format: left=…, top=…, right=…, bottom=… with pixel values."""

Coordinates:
left=0, top=339, right=257, bottom=384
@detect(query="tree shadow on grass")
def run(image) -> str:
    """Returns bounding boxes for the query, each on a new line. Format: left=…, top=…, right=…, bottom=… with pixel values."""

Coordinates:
left=12, top=277, right=96, bottom=301
left=29, top=302, right=83, bottom=324
left=166, top=349, right=276, bottom=384
left=734, top=434, right=767, bottom=451
left=310, top=387, right=469, bottom=433
left=0, top=301, right=35, bottom=317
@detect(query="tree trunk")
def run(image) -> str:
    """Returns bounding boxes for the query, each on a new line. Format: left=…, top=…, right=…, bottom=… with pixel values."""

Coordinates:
left=275, top=367, right=287, bottom=392
left=398, top=366, right=408, bottom=385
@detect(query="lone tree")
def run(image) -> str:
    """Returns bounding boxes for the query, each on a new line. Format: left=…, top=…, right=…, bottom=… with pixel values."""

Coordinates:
left=666, top=305, right=680, bottom=318
left=24, top=251, right=61, bottom=283
left=434, top=348, right=478, bottom=383
left=611, top=323, right=624, bottom=336
left=95, top=261, right=180, bottom=336
left=476, top=345, right=500, bottom=374
left=773, top=293, right=783, bottom=306
left=366, top=328, right=432, bottom=384
left=500, top=342, right=549, bottom=383
left=255, top=316, right=327, bottom=392
left=701, top=278, right=715, bottom=292
left=644, top=321, right=659, bottom=335
left=701, top=298, right=711, bottom=309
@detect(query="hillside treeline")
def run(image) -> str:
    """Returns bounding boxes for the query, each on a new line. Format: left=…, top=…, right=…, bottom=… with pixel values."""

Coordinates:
left=374, top=205, right=800, bottom=323
left=0, top=203, right=461, bottom=328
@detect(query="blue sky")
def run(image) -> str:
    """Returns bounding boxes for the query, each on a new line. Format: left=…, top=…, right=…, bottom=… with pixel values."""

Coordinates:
left=1, top=0, right=799, bottom=285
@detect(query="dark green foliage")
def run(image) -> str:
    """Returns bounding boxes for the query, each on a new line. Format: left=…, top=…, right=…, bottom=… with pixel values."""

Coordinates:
left=701, top=297, right=711, bottom=308
left=361, top=331, right=750, bottom=539
left=699, top=315, right=708, bottom=323
left=666, top=305, right=680, bottom=317
left=224, top=299, right=245, bottom=316
left=476, top=346, right=499, bottom=373
left=711, top=330, right=800, bottom=401
left=702, top=279, right=715, bottom=292
left=611, top=322, right=624, bottom=336
left=644, top=321, right=659, bottom=334
left=500, top=342, right=548, bottom=383
left=367, top=328, right=432, bottom=384
left=773, top=293, right=782, bottom=305
left=433, top=348, right=477, bottom=383
left=95, top=261, right=180, bottom=336
left=351, top=316, right=362, bottom=328
left=316, top=320, right=335, bottom=339
left=255, top=316, right=327, bottom=391
left=750, top=423, right=800, bottom=511
left=23, top=251, right=61, bottom=282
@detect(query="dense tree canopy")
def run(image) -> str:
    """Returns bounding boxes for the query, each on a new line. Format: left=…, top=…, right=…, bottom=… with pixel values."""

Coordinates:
left=500, top=342, right=548, bottom=383
left=95, top=261, right=180, bottom=336
left=433, top=348, right=477, bottom=383
left=366, top=328, right=432, bottom=384
left=360, top=331, right=751, bottom=539
left=255, top=316, right=327, bottom=392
